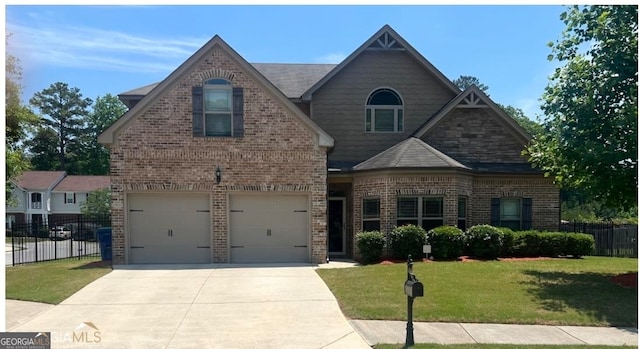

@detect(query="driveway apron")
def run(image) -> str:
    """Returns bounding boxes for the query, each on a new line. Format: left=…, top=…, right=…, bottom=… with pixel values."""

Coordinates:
left=9, top=264, right=371, bottom=349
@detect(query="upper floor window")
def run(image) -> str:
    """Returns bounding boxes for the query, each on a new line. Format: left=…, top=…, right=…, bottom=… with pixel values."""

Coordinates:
left=30, top=193, right=42, bottom=209
left=365, top=88, right=403, bottom=133
left=204, top=79, right=233, bottom=137
left=65, top=192, right=76, bottom=204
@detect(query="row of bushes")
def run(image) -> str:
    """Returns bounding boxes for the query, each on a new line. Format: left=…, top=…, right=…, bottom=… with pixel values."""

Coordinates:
left=356, top=224, right=595, bottom=264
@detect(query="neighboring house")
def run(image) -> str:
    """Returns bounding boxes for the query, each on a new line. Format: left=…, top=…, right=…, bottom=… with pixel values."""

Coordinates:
left=6, top=171, right=110, bottom=228
left=99, top=25, right=560, bottom=265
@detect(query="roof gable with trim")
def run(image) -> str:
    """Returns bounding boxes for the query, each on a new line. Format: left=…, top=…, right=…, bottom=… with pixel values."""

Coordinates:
left=99, top=36, right=333, bottom=148
left=300, top=25, right=460, bottom=101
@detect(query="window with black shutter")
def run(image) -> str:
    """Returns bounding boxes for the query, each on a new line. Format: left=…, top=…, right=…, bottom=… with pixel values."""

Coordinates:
left=490, top=198, right=533, bottom=231
left=192, top=79, right=244, bottom=137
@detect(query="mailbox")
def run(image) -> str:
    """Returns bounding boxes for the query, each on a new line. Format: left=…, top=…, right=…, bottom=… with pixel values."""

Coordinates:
left=404, top=279, right=424, bottom=298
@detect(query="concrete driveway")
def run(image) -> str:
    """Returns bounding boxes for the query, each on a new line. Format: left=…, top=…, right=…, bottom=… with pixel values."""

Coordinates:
left=9, top=264, right=371, bottom=349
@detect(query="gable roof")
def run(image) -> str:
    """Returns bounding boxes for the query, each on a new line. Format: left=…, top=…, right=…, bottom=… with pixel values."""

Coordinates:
left=353, top=137, right=469, bottom=171
left=14, top=171, right=66, bottom=191
left=300, top=24, right=460, bottom=101
left=118, top=63, right=337, bottom=105
left=52, top=176, right=110, bottom=193
left=98, top=36, right=334, bottom=148
left=411, top=85, right=531, bottom=145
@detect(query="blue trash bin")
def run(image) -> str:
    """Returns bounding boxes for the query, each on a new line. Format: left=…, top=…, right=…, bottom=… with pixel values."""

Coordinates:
left=96, top=227, right=112, bottom=261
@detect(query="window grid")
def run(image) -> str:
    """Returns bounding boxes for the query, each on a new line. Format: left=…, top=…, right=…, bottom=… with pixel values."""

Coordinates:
left=365, top=88, right=404, bottom=133
left=397, top=196, right=443, bottom=231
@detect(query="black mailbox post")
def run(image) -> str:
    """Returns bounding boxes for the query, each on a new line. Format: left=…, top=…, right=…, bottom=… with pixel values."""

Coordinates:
left=404, top=254, right=424, bottom=347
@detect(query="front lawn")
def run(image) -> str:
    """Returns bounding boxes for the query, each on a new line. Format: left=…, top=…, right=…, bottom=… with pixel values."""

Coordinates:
left=317, top=257, right=637, bottom=327
left=6, top=258, right=112, bottom=304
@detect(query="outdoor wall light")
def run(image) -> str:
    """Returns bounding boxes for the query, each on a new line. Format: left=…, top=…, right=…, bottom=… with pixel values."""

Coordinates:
left=215, top=167, right=222, bottom=184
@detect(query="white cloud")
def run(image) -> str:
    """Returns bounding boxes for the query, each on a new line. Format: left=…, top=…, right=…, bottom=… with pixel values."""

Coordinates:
left=6, top=21, right=209, bottom=74
left=314, top=52, right=347, bottom=64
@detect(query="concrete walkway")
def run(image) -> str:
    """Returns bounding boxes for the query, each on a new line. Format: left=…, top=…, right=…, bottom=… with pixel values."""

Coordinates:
left=350, top=320, right=638, bottom=346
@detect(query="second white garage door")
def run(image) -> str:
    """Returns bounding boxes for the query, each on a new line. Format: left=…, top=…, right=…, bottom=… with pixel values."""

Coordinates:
left=229, top=194, right=309, bottom=263
left=128, top=194, right=211, bottom=264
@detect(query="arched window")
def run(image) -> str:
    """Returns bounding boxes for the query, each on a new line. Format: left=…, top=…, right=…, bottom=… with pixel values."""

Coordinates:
left=203, top=78, right=233, bottom=136
left=365, top=88, right=403, bottom=133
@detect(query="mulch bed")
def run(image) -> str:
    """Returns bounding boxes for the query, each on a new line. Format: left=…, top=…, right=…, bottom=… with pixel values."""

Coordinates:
left=609, top=272, right=638, bottom=288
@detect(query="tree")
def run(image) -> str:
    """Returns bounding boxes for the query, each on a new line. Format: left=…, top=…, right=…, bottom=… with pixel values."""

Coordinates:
left=526, top=5, right=638, bottom=209
left=498, top=104, right=544, bottom=137
left=29, top=82, right=92, bottom=173
left=452, top=75, right=490, bottom=95
left=74, top=94, right=126, bottom=175
left=81, top=189, right=111, bottom=217
left=6, top=35, right=39, bottom=202
left=26, top=127, right=61, bottom=171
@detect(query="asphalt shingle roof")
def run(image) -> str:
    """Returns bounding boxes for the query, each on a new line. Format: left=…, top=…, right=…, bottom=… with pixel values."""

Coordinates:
left=119, top=63, right=338, bottom=100
left=353, top=137, right=469, bottom=171
left=52, top=176, right=110, bottom=192
left=15, top=171, right=66, bottom=190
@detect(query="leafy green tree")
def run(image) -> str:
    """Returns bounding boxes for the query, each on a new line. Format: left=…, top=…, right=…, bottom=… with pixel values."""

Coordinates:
left=74, top=94, right=126, bottom=175
left=81, top=188, right=111, bottom=217
left=526, top=5, right=638, bottom=209
left=6, top=35, right=39, bottom=202
left=452, top=75, right=490, bottom=95
left=26, top=126, right=61, bottom=171
left=498, top=104, right=544, bottom=137
left=29, top=82, right=92, bottom=173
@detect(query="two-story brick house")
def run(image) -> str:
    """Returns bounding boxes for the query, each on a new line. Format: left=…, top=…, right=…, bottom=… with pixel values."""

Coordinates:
left=99, top=25, right=560, bottom=265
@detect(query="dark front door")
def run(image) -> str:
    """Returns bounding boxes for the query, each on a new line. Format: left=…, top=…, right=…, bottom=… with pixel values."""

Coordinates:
left=328, top=198, right=345, bottom=255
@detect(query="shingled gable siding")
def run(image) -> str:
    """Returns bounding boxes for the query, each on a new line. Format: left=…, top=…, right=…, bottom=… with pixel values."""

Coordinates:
left=311, top=50, right=456, bottom=164
left=422, top=108, right=528, bottom=164
left=109, top=47, right=328, bottom=264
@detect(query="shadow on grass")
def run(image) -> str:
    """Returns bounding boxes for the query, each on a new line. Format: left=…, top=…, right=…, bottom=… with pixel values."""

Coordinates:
left=523, top=270, right=638, bottom=327
left=71, top=260, right=113, bottom=270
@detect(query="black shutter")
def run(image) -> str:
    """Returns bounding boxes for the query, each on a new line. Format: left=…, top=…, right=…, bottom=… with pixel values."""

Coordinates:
left=192, top=86, right=204, bottom=137
left=490, top=198, right=500, bottom=226
left=73, top=193, right=76, bottom=204
left=232, top=87, right=244, bottom=137
left=522, top=198, right=533, bottom=230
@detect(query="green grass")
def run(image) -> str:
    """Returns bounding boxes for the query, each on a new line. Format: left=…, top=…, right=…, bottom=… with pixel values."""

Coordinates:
left=375, top=345, right=637, bottom=349
left=6, top=258, right=112, bottom=304
left=317, top=257, right=637, bottom=327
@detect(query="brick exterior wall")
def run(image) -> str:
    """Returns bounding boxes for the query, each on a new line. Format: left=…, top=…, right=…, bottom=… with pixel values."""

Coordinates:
left=350, top=171, right=559, bottom=258
left=109, top=46, right=328, bottom=265
left=422, top=108, right=528, bottom=164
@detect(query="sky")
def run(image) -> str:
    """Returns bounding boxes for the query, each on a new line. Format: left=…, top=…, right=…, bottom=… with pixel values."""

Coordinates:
left=5, top=4, right=572, bottom=120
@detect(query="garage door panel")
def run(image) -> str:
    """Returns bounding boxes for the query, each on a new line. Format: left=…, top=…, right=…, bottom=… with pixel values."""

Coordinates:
left=128, top=194, right=210, bottom=264
left=230, top=194, right=309, bottom=263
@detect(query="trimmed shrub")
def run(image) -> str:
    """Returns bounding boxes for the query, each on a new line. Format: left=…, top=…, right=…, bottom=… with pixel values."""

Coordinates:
left=464, top=225, right=504, bottom=259
left=356, top=231, right=386, bottom=265
left=497, top=227, right=515, bottom=256
left=539, top=232, right=567, bottom=257
left=564, top=233, right=595, bottom=257
left=389, top=224, right=427, bottom=260
left=426, top=225, right=464, bottom=260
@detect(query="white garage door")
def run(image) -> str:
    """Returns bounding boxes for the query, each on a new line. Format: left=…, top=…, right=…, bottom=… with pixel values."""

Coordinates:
left=128, top=194, right=210, bottom=264
left=229, top=194, right=309, bottom=263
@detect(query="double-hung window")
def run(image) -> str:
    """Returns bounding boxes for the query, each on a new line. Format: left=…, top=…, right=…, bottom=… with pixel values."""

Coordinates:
left=204, top=79, right=233, bottom=137
left=365, top=88, right=403, bottom=133
left=65, top=193, right=75, bottom=204
left=397, top=196, right=443, bottom=231
left=491, top=198, right=533, bottom=231
left=362, top=198, right=381, bottom=232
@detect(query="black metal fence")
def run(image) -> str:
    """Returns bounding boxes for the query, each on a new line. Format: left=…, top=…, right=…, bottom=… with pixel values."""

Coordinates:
left=6, top=215, right=111, bottom=266
left=560, top=221, right=638, bottom=258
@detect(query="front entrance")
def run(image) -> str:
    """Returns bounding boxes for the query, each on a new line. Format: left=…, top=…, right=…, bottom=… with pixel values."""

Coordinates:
left=328, top=197, right=346, bottom=255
